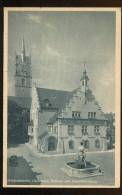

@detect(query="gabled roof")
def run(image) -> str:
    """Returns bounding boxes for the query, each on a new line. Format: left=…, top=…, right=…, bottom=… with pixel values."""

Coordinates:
left=36, top=87, right=73, bottom=110
left=47, top=88, right=106, bottom=124
left=8, top=96, right=31, bottom=109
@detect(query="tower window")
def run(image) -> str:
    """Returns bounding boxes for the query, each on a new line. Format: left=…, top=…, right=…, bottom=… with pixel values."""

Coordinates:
left=22, top=78, right=25, bottom=86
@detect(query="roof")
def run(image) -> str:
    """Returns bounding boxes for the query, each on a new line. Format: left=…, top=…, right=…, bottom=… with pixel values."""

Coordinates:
left=8, top=96, right=31, bottom=109
left=47, top=88, right=106, bottom=124
left=36, top=87, right=74, bottom=110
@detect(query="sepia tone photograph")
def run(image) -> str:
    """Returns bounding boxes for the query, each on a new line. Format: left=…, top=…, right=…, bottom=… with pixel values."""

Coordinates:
left=3, top=7, right=121, bottom=188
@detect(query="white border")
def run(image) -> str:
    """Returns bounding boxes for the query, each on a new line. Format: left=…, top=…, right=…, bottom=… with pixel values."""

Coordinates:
left=3, top=7, right=121, bottom=188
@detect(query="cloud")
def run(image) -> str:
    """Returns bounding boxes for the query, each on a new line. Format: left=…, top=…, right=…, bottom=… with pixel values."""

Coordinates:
left=27, top=14, right=41, bottom=24
left=45, top=23, right=56, bottom=31
left=46, top=45, right=61, bottom=58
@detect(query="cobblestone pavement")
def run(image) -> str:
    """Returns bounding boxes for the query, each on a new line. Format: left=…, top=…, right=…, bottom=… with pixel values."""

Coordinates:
left=8, top=144, right=115, bottom=186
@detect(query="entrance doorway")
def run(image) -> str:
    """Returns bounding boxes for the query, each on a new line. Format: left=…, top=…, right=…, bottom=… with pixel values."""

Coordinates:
left=48, top=136, right=57, bottom=151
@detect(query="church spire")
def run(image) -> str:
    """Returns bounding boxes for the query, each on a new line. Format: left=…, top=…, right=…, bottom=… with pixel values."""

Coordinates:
left=15, top=37, right=32, bottom=98
left=80, top=63, right=89, bottom=93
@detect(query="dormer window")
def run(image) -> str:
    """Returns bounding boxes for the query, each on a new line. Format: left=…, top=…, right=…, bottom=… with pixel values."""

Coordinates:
left=44, top=99, right=51, bottom=107
left=88, top=112, right=96, bottom=119
left=72, top=111, right=81, bottom=118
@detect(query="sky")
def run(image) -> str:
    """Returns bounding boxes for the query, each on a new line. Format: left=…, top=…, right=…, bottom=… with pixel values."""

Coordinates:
left=8, top=11, right=116, bottom=113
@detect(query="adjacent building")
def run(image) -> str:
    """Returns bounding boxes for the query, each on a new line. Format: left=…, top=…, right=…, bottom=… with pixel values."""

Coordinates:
left=8, top=38, right=31, bottom=144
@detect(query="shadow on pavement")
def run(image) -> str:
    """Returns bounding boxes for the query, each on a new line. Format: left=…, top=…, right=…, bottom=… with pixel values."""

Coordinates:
left=7, top=155, right=42, bottom=185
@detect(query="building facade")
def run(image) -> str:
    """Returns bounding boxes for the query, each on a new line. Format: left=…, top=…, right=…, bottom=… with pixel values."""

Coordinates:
left=28, top=69, right=109, bottom=153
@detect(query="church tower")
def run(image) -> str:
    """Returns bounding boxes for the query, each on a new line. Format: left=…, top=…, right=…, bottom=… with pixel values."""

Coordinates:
left=15, top=38, right=32, bottom=98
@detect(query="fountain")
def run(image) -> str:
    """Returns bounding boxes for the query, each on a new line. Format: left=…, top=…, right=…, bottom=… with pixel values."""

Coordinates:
left=62, top=142, right=103, bottom=178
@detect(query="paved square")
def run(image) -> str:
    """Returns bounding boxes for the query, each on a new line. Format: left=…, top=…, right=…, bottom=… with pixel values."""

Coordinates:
left=8, top=144, right=115, bottom=186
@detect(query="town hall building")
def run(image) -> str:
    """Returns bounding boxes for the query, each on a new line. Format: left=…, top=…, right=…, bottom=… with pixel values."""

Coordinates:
left=8, top=38, right=111, bottom=153
left=28, top=66, right=109, bottom=153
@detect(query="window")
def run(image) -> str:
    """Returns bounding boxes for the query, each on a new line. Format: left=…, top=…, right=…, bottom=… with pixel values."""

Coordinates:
left=68, top=125, right=74, bottom=135
left=69, top=140, right=74, bottom=149
left=95, top=139, right=100, bottom=148
left=72, top=111, right=81, bottom=118
left=72, top=113, right=75, bottom=117
left=91, top=112, right=93, bottom=118
left=94, top=126, right=100, bottom=135
left=94, top=112, right=96, bottom=118
left=48, top=125, right=52, bottom=132
left=44, top=99, right=51, bottom=107
left=82, top=126, right=88, bottom=135
left=53, top=126, right=57, bottom=133
left=84, top=140, right=89, bottom=149
left=88, top=112, right=96, bottom=119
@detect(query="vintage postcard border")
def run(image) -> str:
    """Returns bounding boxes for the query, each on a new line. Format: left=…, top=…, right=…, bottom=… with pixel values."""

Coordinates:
left=3, top=7, right=121, bottom=188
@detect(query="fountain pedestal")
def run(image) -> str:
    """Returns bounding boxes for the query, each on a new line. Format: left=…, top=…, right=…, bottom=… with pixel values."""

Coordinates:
left=62, top=160, right=103, bottom=178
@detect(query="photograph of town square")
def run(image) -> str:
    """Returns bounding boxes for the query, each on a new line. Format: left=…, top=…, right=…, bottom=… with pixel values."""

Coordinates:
left=4, top=8, right=120, bottom=187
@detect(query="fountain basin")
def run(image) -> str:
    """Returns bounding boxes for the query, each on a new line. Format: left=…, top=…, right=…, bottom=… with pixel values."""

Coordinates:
left=62, top=161, right=103, bottom=178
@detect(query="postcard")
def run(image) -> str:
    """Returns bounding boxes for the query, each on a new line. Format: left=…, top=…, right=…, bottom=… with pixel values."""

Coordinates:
left=3, top=7, right=121, bottom=188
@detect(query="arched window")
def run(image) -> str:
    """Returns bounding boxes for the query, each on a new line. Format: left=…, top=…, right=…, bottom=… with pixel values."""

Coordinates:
left=95, top=139, right=100, bottom=148
left=69, top=140, right=74, bottom=150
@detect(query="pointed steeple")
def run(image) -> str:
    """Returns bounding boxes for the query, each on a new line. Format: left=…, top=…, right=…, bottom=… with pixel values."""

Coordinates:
left=80, top=63, right=89, bottom=93
left=21, top=36, right=25, bottom=62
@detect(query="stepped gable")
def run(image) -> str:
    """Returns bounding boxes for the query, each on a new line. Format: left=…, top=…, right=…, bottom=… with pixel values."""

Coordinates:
left=48, top=88, right=106, bottom=124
